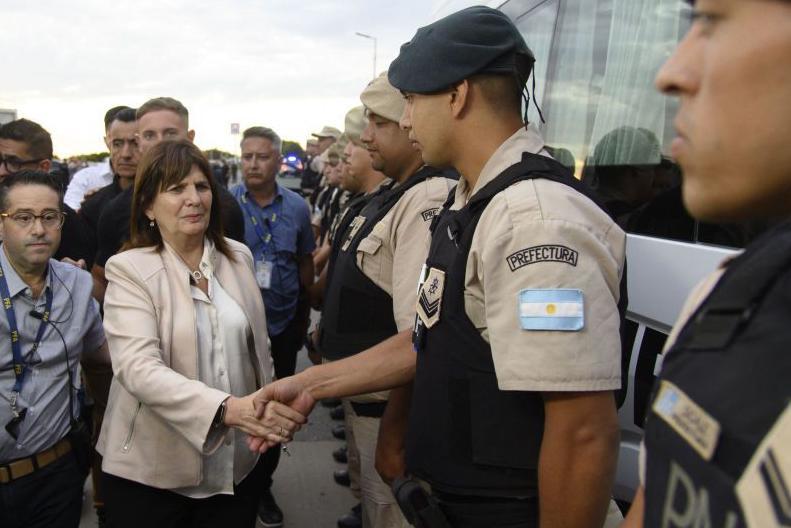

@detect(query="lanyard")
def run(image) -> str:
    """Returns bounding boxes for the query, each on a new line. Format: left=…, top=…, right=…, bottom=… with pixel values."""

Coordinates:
left=240, top=193, right=282, bottom=255
left=0, top=262, right=53, bottom=417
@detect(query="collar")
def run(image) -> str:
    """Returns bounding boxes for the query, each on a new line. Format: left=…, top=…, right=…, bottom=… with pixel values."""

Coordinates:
left=0, top=243, right=53, bottom=298
left=163, top=238, right=217, bottom=283
left=242, top=182, right=283, bottom=206
left=453, top=125, right=547, bottom=209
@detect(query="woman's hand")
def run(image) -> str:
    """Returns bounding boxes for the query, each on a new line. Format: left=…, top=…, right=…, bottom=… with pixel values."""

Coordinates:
left=224, top=391, right=307, bottom=443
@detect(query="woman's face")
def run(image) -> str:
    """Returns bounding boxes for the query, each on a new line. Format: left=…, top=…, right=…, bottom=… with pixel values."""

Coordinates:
left=146, top=164, right=212, bottom=246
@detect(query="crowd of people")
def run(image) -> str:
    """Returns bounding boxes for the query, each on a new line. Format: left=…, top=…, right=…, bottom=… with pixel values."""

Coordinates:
left=1, top=2, right=790, bottom=528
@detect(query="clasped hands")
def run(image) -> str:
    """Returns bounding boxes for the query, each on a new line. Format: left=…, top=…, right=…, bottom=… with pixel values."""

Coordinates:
left=223, top=377, right=317, bottom=453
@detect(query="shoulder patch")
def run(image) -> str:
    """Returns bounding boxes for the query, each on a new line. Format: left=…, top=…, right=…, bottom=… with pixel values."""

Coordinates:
left=416, top=267, right=445, bottom=329
left=507, top=245, right=578, bottom=272
left=421, top=207, right=440, bottom=222
left=518, top=289, right=584, bottom=331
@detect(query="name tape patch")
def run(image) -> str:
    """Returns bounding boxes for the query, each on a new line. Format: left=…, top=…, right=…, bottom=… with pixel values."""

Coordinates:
left=421, top=207, right=440, bottom=222
left=518, top=289, right=584, bottom=331
left=652, top=380, right=721, bottom=461
left=507, top=245, right=578, bottom=272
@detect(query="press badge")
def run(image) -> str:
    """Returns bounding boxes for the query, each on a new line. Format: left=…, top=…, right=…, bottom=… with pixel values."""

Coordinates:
left=652, top=380, right=721, bottom=461
left=518, top=289, right=584, bottom=331
left=255, top=260, right=273, bottom=290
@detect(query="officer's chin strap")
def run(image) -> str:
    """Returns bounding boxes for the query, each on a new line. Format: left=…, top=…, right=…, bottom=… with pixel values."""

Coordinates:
left=519, top=67, right=545, bottom=130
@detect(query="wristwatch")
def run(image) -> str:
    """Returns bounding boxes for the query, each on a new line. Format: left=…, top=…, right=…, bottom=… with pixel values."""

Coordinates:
left=212, top=399, right=228, bottom=428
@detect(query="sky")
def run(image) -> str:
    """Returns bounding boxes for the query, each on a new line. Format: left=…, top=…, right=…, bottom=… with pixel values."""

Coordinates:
left=0, top=0, right=477, bottom=157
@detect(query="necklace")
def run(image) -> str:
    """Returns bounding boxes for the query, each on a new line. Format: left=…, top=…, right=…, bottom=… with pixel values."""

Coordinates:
left=191, top=269, right=204, bottom=282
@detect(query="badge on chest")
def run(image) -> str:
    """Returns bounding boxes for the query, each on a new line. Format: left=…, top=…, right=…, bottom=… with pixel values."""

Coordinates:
left=416, top=267, right=445, bottom=329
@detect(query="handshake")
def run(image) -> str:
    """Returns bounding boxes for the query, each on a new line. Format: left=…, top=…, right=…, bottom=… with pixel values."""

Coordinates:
left=219, top=376, right=317, bottom=453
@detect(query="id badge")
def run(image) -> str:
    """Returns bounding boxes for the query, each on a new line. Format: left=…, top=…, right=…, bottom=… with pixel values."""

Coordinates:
left=255, top=260, right=273, bottom=290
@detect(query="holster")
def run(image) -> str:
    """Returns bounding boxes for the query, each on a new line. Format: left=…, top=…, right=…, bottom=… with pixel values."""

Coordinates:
left=392, top=477, right=452, bottom=528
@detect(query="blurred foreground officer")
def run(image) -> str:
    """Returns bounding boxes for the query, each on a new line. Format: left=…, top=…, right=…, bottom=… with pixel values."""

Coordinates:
left=255, top=7, right=625, bottom=528
left=623, top=1, right=791, bottom=526
left=0, top=171, right=109, bottom=528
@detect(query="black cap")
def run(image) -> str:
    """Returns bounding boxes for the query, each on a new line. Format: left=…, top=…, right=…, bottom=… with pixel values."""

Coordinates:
left=388, top=6, right=535, bottom=94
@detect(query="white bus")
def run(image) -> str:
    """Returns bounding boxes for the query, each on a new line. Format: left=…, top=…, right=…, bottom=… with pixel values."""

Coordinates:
left=432, top=0, right=746, bottom=510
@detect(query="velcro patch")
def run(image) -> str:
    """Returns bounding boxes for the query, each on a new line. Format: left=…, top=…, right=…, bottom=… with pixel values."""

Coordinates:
left=421, top=207, right=440, bottom=222
left=416, top=267, right=445, bottom=329
left=652, top=380, right=721, bottom=461
left=518, top=289, right=584, bottom=331
left=507, top=245, right=578, bottom=272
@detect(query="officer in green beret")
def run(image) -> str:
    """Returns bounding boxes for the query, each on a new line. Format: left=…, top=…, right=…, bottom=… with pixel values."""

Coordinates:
left=254, top=7, right=626, bottom=527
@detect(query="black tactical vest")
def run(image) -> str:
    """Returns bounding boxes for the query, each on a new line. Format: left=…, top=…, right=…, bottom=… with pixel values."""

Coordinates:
left=644, top=221, right=791, bottom=528
left=406, top=152, right=615, bottom=498
left=320, top=166, right=448, bottom=361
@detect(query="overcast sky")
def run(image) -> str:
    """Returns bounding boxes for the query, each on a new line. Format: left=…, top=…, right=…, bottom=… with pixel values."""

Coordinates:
left=0, top=0, right=471, bottom=157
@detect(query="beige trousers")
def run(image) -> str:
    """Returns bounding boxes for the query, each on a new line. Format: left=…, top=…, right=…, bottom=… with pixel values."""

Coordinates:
left=348, top=411, right=411, bottom=528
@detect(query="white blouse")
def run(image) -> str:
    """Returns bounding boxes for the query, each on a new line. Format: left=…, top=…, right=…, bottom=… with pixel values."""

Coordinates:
left=170, top=241, right=258, bottom=498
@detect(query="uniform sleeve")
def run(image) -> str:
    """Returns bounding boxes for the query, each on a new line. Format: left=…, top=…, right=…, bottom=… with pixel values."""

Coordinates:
left=64, top=172, right=89, bottom=211
left=390, top=179, right=449, bottom=331
left=475, top=192, right=625, bottom=392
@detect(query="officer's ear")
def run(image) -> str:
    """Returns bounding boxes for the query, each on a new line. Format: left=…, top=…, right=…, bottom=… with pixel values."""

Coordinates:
left=449, top=80, right=470, bottom=119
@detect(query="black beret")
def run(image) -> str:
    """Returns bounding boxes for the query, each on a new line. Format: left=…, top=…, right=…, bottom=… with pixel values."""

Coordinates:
left=388, top=6, right=535, bottom=94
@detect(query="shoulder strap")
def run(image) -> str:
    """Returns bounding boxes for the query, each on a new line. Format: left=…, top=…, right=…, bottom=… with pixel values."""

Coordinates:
left=676, top=221, right=791, bottom=350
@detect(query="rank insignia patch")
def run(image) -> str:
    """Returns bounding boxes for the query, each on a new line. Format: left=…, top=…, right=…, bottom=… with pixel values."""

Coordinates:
left=416, top=267, right=445, bottom=329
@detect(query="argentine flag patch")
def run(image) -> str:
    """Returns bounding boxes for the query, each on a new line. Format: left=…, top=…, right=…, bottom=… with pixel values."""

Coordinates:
left=519, top=289, right=584, bottom=331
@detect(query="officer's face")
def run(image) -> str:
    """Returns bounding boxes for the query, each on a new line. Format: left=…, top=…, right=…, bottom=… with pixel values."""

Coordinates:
left=362, top=112, right=415, bottom=176
left=400, top=92, right=454, bottom=168
left=655, top=0, right=791, bottom=223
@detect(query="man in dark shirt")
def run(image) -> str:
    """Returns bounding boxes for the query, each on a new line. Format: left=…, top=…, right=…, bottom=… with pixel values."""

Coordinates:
left=92, top=97, right=244, bottom=299
left=0, top=119, right=93, bottom=267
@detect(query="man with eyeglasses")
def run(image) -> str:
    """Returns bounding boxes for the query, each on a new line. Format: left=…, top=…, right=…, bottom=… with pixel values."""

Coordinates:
left=0, top=170, right=110, bottom=528
left=0, top=119, right=94, bottom=269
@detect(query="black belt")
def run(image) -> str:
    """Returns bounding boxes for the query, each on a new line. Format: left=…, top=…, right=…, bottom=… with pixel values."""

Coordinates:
left=350, top=401, right=387, bottom=418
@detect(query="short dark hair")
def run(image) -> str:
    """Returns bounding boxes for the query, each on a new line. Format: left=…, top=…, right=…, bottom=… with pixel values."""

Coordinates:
left=0, top=170, right=64, bottom=212
left=136, top=97, right=189, bottom=125
left=0, top=119, right=53, bottom=160
left=104, top=106, right=134, bottom=130
left=470, top=74, right=524, bottom=119
left=127, top=140, right=233, bottom=259
left=241, top=126, right=282, bottom=152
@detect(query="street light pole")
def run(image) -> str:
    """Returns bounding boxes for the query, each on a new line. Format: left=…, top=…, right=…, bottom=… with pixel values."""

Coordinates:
left=355, top=32, right=377, bottom=79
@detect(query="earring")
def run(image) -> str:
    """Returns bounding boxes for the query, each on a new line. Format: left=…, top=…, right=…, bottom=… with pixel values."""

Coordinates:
left=149, top=219, right=155, bottom=227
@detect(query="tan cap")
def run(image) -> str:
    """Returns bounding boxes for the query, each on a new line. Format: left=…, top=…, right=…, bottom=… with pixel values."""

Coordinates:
left=306, top=138, right=318, bottom=147
left=326, top=142, right=344, bottom=159
left=344, top=106, right=366, bottom=145
left=311, top=125, right=342, bottom=139
left=360, top=72, right=405, bottom=123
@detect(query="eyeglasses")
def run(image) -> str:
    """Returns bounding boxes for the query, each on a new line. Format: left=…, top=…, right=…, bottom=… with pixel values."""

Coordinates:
left=0, top=155, right=45, bottom=174
left=0, top=210, right=66, bottom=230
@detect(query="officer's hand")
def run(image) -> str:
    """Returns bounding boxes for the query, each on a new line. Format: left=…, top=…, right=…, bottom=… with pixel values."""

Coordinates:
left=248, top=377, right=316, bottom=453
left=226, top=392, right=306, bottom=443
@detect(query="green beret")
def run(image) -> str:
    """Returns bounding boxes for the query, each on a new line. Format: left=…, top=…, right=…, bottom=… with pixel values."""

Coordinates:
left=388, top=6, right=534, bottom=94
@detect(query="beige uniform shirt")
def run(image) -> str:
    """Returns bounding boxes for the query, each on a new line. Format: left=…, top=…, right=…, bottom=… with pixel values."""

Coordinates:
left=454, top=127, right=626, bottom=392
left=357, top=174, right=456, bottom=331
left=351, top=172, right=456, bottom=404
